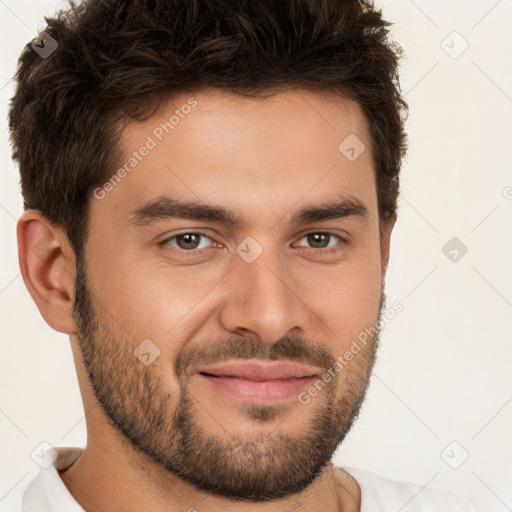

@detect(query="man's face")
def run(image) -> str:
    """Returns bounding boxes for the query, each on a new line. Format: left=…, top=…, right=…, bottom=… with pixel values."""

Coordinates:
left=72, top=88, right=393, bottom=500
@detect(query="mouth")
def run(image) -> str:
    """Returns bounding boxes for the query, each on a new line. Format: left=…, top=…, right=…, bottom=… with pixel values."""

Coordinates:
left=194, top=360, right=321, bottom=404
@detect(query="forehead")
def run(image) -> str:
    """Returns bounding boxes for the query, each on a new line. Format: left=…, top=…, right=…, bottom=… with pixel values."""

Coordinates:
left=93, top=87, right=378, bottom=228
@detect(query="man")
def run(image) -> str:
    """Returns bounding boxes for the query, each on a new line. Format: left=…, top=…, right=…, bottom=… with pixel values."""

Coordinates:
left=9, top=0, right=478, bottom=510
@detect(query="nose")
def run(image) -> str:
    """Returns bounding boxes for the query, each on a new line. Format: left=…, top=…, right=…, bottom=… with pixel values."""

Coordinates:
left=218, top=245, right=312, bottom=345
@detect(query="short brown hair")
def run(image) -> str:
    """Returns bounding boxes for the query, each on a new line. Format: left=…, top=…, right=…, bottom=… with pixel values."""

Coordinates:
left=9, top=0, right=408, bottom=256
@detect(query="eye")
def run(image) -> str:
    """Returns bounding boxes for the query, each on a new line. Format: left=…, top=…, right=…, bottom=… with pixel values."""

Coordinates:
left=159, top=232, right=217, bottom=254
left=294, top=232, right=345, bottom=253
left=158, top=230, right=346, bottom=257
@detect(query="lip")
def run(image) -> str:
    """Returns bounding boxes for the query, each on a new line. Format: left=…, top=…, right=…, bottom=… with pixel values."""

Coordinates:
left=195, top=360, right=321, bottom=380
left=194, top=360, right=321, bottom=404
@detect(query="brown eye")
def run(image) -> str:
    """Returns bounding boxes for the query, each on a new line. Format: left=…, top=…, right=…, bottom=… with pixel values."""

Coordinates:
left=296, top=232, right=343, bottom=250
left=174, top=233, right=204, bottom=250
left=159, top=232, right=215, bottom=254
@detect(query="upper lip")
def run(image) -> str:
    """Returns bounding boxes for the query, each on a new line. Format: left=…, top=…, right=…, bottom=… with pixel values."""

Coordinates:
left=195, top=360, right=321, bottom=381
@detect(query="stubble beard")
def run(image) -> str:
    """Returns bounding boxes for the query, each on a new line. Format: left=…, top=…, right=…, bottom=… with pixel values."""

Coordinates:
left=72, top=251, right=385, bottom=501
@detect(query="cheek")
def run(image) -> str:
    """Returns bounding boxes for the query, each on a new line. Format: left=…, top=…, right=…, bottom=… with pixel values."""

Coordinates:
left=313, top=275, right=380, bottom=324
left=292, top=252, right=383, bottom=338
left=91, top=257, right=222, bottom=349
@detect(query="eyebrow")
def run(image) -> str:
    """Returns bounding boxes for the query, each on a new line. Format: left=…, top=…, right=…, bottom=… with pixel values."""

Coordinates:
left=127, top=194, right=370, bottom=228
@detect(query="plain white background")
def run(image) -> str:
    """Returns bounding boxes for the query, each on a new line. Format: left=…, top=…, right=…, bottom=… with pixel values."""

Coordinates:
left=0, top=0, right=511, bottom=510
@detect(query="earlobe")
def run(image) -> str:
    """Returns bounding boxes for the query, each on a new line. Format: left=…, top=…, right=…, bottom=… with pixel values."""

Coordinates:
left=17, top=210, right=77, bottom=334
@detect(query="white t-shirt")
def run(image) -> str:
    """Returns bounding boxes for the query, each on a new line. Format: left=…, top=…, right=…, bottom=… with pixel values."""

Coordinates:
left=21, top=446, right=478, bottom=512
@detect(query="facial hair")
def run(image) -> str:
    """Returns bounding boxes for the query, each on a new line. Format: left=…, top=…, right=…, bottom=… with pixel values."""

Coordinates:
left=72, top=250, right=386, bottom=501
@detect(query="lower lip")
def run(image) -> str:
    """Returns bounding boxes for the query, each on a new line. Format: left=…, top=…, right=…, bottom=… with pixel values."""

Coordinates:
left=198, top=374, right=317, bottom=404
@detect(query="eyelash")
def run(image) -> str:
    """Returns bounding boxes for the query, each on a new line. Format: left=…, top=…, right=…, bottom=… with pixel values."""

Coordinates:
left=157, top=231, right=347, bottom=257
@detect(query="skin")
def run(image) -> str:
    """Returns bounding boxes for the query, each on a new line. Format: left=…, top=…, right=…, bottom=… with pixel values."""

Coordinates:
left=17, top=87, right=396, bottom=512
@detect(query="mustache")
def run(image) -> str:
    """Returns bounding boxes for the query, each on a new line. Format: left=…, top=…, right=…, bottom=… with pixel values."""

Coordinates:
left=173, top=335, right=337, bottom=379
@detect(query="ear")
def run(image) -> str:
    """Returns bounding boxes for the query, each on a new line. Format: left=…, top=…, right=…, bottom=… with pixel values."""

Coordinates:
left=380, top=212, right=397, bottom=274
left=17, top=210, right=77, bottom=334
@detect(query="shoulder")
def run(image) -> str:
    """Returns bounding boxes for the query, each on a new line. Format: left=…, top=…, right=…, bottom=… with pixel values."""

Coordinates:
left=21, top=446, right=85, bottom=512
left=339, top=466, right=479, bottom=512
